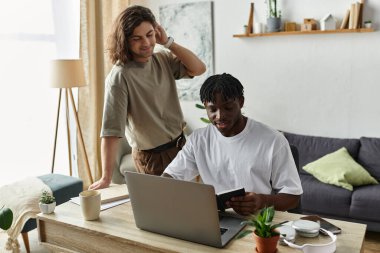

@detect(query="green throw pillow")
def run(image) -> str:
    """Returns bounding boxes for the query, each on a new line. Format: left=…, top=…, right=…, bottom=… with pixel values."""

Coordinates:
left=303, top=147, right=378, bottom=191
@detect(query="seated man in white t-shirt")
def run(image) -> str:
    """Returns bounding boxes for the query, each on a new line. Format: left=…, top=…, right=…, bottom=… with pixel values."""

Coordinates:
left=163, top=73, right=303, bottom=216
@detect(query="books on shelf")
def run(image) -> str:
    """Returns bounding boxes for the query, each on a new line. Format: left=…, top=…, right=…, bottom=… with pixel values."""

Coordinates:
left=343, top=0, right=365, bottom=30
left=340, top=9, right=350, bottom=29
left=353, top=2, right=360, bottom=29
left=358, top=0, right=365, bottom=28
left=348, top=3, right=355, bottom=29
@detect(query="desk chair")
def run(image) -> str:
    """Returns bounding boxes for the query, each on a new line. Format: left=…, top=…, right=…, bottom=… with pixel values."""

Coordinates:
left=20, top=174, right=82, bottom=253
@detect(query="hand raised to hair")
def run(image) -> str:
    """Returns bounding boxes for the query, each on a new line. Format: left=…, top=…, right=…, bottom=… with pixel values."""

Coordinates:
left=155, top=24, right=169, bottom=45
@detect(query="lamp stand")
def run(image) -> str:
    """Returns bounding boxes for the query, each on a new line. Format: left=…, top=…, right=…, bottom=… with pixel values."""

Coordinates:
left=51, top=88, right=94, bottom=184
left=65, top=89, right=73, bottom=176
left=51, top=88, right=62, bottom=174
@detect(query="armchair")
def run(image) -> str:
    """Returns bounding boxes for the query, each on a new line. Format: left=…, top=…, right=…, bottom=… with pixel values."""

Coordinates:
left=112, top=136, right=137, bottom=184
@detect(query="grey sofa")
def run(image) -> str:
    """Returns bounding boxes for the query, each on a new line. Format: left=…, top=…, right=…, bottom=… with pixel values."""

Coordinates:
left=284, top=132, right=380, bottom=232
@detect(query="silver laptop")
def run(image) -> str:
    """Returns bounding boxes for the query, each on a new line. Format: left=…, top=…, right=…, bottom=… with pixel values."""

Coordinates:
left=124, top=171, right=246, bottom=248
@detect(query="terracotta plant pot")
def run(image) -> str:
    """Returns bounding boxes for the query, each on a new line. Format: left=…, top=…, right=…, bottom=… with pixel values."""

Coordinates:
left=253, top=231, right=280, bottom=253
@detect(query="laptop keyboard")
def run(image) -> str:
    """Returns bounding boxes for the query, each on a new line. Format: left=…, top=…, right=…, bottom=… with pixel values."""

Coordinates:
left=220, top=227, right=228, bottom=235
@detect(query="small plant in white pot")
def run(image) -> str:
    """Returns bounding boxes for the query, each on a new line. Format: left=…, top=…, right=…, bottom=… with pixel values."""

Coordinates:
left=364, top=20, right=372, bottom=28
left=39, top=191, right=56, bottom=214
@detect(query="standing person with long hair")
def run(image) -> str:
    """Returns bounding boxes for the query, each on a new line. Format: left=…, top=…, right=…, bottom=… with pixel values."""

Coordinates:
left=89, top=5, right=206, bottom=190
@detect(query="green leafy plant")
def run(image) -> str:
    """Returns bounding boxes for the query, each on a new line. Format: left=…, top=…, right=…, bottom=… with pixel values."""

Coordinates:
left=40, top=191, right=56, bottom=204
left=267, top=0, right=281, bottom=18
left=237, top=206, right=281, bottom=238
left=195, top=103, right=211, bottom=124
left=0, top=205, right=13, bottom=230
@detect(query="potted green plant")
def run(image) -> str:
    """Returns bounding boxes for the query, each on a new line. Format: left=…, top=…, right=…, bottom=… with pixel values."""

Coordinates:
left=195, top=103, right=211, bottom=124
left=267, top=0, right=282, bottom=32
left=0, top=206, right=13, bottom=230
left=39, top=191, right=56, bottom=214
left=237, top=206, right=281, bottom=253
left=364, top=20, right=372, bottom=28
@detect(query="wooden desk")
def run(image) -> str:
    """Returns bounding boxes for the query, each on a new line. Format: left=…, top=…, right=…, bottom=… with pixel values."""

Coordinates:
left=37, top=201, right=366, bottom=253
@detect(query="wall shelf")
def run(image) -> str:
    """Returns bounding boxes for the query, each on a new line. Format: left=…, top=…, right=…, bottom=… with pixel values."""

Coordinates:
left=233, top=28, right=374, bottom=38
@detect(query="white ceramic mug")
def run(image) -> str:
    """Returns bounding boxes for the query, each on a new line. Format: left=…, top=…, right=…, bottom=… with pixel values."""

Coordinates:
left=79, top=190, right=101, bottom=220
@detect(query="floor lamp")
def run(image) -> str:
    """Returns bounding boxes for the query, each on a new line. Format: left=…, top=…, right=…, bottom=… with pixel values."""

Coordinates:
left=50, top=59, right=93, bottom=184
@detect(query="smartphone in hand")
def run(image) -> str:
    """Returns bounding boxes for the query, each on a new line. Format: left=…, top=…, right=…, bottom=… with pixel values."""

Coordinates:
left=301, top=215, right=342, bottom=235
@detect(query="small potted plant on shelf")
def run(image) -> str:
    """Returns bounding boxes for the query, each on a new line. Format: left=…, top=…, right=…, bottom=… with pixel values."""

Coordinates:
left=267, top=0, right=282, bottom=32
left=237, top=206, right=282, bottom=253
left=39, top=191, right=56, bottom=214
left=364, top=20, right=372, bottom=28
left=0, top=206, right=13, bottom=231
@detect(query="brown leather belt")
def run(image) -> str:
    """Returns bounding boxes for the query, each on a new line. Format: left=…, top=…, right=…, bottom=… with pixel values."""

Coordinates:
left=143, top=133, right=185, bottom=153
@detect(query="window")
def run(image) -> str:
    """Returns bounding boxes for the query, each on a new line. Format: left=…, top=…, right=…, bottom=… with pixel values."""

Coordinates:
left=0, top=0, right=80, bottom=185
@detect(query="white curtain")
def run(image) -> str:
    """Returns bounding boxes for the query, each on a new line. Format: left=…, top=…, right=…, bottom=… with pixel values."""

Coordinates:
left=0, top=0, right=80, bottom=186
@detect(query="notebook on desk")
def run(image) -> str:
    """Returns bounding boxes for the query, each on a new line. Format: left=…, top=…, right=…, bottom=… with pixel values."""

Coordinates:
left=124, top=171, right=246, bottom=248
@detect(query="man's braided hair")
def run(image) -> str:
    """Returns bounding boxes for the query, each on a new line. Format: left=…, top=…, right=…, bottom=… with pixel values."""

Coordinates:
left=200, top=73, right=244, bottom=103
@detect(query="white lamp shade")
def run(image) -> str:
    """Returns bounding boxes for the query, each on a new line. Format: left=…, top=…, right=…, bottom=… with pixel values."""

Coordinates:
left=50, top=59, right=86, bottom=88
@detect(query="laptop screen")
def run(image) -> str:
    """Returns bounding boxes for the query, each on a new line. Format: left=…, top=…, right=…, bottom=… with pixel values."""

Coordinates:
left=124, top=172, right=245, bottom=248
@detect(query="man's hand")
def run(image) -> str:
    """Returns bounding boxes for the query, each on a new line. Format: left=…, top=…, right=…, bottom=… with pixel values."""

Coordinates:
left=88, top=177, right=111, bottom=190
left=226, top=192, right=264, bottom=216
left=226, top=192, right=300, bottom=215
left=154, top=24, right=169, bottom=45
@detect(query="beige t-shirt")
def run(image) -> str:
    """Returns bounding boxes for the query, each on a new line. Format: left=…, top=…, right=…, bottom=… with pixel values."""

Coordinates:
left=101, top=50, right=190, bottom=150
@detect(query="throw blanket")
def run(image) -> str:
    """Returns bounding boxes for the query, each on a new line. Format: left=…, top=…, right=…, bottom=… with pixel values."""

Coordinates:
left=0, top=177, right=52, bottom=253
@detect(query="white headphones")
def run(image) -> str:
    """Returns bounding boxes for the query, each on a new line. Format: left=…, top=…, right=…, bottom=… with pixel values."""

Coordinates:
left=283, top=228, right=337, bottom=253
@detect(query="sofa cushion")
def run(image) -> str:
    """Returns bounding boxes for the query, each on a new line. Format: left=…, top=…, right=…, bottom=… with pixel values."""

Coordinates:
left=300, top=174, right=352, bottom=217
left=283, top=132, right=361, bottom=175
left=358, top=137, right=380, bottom=181
left=303, top=147, right=378, bottom=191
left=350, top=184, right=380, bottom=222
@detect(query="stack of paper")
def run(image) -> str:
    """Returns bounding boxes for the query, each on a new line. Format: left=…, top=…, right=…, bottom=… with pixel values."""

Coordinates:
left=71, top=184, right=130, bottom=210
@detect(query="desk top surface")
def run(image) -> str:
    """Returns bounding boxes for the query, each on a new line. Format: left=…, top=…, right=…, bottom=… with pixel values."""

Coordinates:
left=37, top=199, right=366, bottom=253
left=38, top=186, right=366, bottom=253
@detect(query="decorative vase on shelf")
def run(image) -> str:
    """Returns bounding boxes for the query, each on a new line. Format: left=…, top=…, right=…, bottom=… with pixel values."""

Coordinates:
left=267, top=17, right=281, bottom=32
left=266, top=0, right=282, bottom=32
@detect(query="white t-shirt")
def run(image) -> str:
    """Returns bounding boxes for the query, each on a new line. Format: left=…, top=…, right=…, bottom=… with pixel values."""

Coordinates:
left=164, top=118, right=303, bottom=195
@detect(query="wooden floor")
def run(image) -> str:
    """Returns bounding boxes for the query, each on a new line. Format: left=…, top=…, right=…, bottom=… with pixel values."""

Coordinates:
left=1, top=229, right=379, bottom=252
left=363, top=231, right=380, bottom=253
